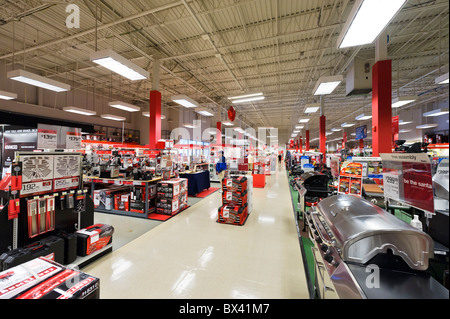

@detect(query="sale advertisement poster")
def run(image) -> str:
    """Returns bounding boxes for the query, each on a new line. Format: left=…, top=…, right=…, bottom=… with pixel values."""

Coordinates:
left=381, top=153, right=434, bottom=214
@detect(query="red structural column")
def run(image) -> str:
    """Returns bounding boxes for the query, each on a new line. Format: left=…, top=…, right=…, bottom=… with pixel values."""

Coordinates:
left=359, top=139, right=364, bottom=149
left=299, top=136, right=303, bottom=153
left=305, top=130, right=310, bottom=151
left=149, top=90, right=162, bottom=149
left=319, top=115, right=326, bottom=161
left=372, top=60, right=392, bottom=157
left=216, top=122, right=222, bottom=147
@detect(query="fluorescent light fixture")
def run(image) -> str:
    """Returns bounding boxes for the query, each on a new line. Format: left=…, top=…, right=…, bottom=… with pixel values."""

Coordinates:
left=435, top=72, right=449, bottom=84
left=304, top=103, right=320, bottom=113
left=399, top=129, right=412, bottom=133
left=171, top=95, right=198, bottom=108
left=108, top=101, right=140, bottom=112
left=90, top=49, right=149, bottom=81
left=341, top=122, right=355, bottom=127
left=331, top=128, right=342, bottom=132
left=295, top=125, right=305, bottom=129
left=7, top=69, right=70, bottom=92
left=0, top=90, right=17, bottom=100
left=222, top=121, right=234, bottom=126
left=355, top=113, right=372, bottom=121
left=293, top=130, right=300, bottom=134
left=392, top=95, right=416, bottom=108
left=416, top=123, right=438, bottom=129
left=63, top=106, right=97, bottom=116
left=337, top=0, right=407, bottom=49
left=142, top=112, right=166, bottom=119
left=228, top=93, right=263, bottom=100
left=399, top=120, right=412, bottom=125
left=183, top=123, right=199, bottom=129
left=195, top=108, right=214, bottom=117
left=101, top=114, right=126, bottom=121
left=313, top=75, right=343, bottom=95
left=423, top=108, right=449, bottom=117
left=231, top=96, right=265, bottom=104
left=299, top=118, right=310, bottom=123
left=326, top=132, right=333, bottom=136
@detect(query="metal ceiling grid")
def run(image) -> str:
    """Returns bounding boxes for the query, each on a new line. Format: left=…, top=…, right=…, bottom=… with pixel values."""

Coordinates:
left=0, top=0, right=448, bottom=144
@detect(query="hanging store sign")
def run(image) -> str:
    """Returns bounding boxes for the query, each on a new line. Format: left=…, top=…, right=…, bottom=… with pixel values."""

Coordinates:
left=355, top=125, right=368, bottom=140
left=381, top=153, right=434, bottom=214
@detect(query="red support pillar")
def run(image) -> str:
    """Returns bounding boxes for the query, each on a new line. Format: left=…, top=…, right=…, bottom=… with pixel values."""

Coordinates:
left=299, top=136, right=303, bottom=153
left=216, top=122, right=222, bottom=147
left=149, top=90, right=162, bottom=150
left=372, top=60, right=392, bottom=157
left=319, top=115, right=326, bottom=162
left=305, top=130, right=310, bottom=151
left=359, top=139, right=364, bottom=149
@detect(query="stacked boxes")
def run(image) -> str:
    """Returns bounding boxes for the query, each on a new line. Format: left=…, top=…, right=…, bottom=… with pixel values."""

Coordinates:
left=218, top=176, right=249, bottom=225
left=0, top=257, right=100, bottom=299
left=156, top=178, right=188, bottom=215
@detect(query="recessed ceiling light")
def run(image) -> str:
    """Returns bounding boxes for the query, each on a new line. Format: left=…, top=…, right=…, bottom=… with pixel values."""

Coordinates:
left=299, top=118, right=310, bottom=123
left=341, top=122, right=355, bottom=127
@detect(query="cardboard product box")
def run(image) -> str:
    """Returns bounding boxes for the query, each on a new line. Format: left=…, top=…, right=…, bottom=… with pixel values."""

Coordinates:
left=14, top=268, right=99, bottom=299
left=157, top=179, right=181, bottom=197
left=129, top=199, right=145, bottom=213
left=156, top=196, right=179, bottom=215
left=222, top=189, right=248, bottom=207
left=222, top=176, right=248, bottom=193
left=114, top=193, right=130, bottom=211
left=93, top=186, right=129, bottom=210
left=0, top=257, right=64, bottom=299
left=75, top=224, right=114, bottom=257
left=0, top=236, right=65, bottom=272
left=217, top=203, right=248, bottom=226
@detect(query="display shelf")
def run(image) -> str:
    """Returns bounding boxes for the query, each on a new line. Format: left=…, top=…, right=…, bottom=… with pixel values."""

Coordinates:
left=71, top=243, right=113, bottom=269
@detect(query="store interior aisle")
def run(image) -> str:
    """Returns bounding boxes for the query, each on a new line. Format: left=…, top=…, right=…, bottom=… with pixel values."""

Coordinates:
left=83, top=164, right=309, bottom=299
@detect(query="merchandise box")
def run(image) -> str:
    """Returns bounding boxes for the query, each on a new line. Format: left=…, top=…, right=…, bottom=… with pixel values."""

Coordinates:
left=218, top=203, right=248, bottom=226
left=0, top=257, right=64, bottom=299
left=222, top=189, right=248, bottom=207
left=157, top=179, right=181, bottom=197
left=114, top=193, right=130, bottom=211
left=156, top=196, right=179, bottom=215
left=75, top=224, right=114, bottom=257
left=14, top=268, right=99, bottom=299
left=93, top=186, right=129, bottom=210
left=222, top=176, right=248, bottom=192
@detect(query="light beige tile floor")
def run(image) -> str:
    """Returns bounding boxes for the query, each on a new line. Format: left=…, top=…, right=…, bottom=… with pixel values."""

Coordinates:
left=83, top=164, right=309, bottom=299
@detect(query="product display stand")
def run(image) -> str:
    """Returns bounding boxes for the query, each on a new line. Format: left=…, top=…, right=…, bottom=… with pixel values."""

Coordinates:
left=84, top=176, right=159, bottom=219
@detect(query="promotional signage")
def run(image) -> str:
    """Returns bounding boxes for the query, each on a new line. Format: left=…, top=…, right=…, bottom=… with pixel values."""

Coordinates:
left=381, top=153, right=434, bottom=214
left=355, top=125, right=368, bottom=140
left=2, top=127, right=38, bottom=178
left=37, top=129, right=58, bottom=149
left=338, top=162, right=363, bottom=197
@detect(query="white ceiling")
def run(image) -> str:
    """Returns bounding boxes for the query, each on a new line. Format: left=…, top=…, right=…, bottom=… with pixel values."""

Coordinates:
left=0, top=0, right=448, bottom=144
